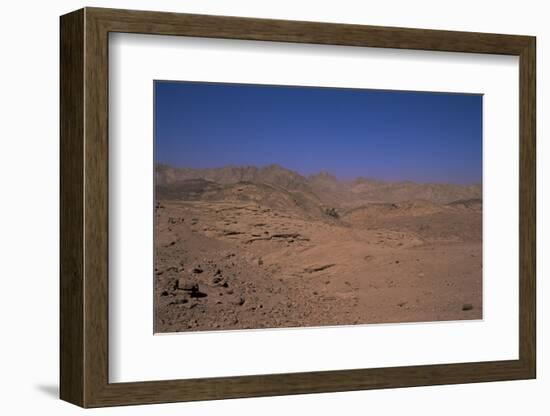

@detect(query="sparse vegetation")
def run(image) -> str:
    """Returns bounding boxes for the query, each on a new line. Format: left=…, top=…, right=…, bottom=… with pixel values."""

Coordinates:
left=324, top=207, right=339, bottom=219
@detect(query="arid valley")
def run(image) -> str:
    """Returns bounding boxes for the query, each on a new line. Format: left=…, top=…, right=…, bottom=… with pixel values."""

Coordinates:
left=154, top=164, right=482, bottom=333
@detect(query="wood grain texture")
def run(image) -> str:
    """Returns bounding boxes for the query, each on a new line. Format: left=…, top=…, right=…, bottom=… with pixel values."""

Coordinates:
left=59, top=7, right=537, bottom=408
left=518, top=38, right=536, bottom=375
left=89, top=7, right=532, bottom=54
left=59, top=8, right=84, bottom=407
left=83, top=10, right=110, bottom=406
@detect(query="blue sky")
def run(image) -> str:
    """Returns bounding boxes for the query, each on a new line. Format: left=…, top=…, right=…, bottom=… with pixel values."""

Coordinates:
left=154, top=81, right=482, bottom=184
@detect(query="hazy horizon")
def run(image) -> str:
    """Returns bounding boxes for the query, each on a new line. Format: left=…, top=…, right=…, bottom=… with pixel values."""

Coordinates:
left=157, top=162, right=482, bottom=187
left=155, top=81, right=483, bottom=185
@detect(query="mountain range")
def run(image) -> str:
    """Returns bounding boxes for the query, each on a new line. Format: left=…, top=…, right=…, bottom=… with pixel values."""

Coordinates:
left=156, top=163, right=482, bottom=209
left=154, top=162, right=483, bottom=332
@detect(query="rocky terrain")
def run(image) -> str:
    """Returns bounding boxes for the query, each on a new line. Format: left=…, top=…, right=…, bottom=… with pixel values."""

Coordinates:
left=154, top=164, right=482, bottom=333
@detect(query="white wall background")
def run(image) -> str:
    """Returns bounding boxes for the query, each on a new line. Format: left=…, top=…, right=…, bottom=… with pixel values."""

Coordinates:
left=0, top=0, right=545, bottom=414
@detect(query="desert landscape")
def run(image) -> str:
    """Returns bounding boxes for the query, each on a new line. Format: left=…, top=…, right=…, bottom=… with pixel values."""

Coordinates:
left=154, top=163, right=482, bottom=333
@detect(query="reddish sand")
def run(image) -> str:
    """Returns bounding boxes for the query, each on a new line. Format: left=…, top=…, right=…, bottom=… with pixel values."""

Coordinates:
left=154, top=192, right=481, bottom=333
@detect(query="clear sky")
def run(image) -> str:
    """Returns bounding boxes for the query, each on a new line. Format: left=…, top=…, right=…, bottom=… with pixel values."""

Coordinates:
left=154, top=81, right=482, bottom=185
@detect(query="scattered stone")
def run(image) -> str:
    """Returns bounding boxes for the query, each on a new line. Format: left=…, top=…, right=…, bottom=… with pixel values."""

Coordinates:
left=272, top=232, right=301, bottom=239
left=305, top=264, right=336, bottom=273
left=395, top=260, right=400, bottom=264
left=223, top=230, right=243, bottom=236
left=462, top=303, right=474, bottom=311
left=177, top=278, right=198, bottom=292
left=190, top=289, right=207, bottom=298
left=161, top=290, right=169, bottom=297
left=169, top=298, right=188, bottom=305
left=192, top=266, right=203, bottom=274
left=398, top=301, right=407, bottom=307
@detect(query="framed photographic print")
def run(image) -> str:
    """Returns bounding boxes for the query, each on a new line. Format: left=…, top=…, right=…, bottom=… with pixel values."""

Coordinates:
left=60, top=7, right=536, bottom=408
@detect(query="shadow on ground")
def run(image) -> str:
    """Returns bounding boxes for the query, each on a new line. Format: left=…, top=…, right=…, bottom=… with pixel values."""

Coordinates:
left=35, top=384, right=58, bottom=399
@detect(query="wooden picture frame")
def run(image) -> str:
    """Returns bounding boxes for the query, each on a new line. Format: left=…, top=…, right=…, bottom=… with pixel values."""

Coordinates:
left=60, top=7, right=536, bottom=408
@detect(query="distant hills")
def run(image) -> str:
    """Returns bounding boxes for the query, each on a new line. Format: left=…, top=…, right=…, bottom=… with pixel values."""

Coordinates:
left=156, top=163, right=482, bottom=208
left=156, top=164, right=310, bottom=192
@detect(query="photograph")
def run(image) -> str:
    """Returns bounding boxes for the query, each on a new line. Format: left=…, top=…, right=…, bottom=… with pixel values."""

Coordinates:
left=153, top=81, right=483, bottom=333
left=52, top=5, right=537, bottom=410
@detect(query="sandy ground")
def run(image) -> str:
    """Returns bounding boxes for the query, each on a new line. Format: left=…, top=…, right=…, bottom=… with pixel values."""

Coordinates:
left=154, top=198, right=482, bottom=333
